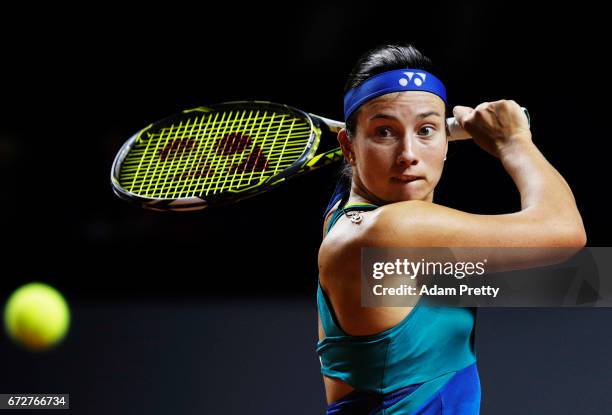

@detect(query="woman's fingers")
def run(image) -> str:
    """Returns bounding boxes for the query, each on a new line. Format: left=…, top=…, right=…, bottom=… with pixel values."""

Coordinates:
left=452, top=106, right=475, bottom=128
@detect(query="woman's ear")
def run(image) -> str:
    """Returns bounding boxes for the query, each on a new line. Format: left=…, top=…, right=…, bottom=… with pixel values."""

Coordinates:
left=337, top=128, right=354, bottom=163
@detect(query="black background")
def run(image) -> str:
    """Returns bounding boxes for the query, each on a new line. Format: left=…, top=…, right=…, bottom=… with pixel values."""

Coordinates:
left=1, top=2, right=611, bottom=414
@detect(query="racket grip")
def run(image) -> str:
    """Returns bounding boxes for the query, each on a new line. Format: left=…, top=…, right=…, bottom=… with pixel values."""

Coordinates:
left=446, top=107, right=530, bottom=141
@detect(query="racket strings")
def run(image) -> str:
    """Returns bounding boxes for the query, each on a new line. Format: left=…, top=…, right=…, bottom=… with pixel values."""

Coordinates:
left=118, top=110, right=312, bottom=198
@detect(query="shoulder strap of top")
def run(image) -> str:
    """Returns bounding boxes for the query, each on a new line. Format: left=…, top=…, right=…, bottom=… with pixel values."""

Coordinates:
left=324, top=202, right=379, bottom=235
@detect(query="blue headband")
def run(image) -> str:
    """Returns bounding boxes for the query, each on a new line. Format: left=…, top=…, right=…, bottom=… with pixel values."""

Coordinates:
left=343, top=68, right=447, bottom=121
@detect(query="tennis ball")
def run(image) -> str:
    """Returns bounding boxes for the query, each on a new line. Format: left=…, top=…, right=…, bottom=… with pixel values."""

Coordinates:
left=4, top=282, right=70, bottom=351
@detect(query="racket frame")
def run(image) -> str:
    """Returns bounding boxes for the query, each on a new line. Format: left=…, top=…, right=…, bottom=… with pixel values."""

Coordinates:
left=111, top=101, right=342, bottom=211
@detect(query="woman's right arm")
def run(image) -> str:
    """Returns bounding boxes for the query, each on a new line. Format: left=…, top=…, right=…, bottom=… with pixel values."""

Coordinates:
left=361, top=101, right=586, bottom=267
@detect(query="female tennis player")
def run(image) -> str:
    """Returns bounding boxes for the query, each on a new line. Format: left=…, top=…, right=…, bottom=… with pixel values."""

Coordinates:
left=316, top=44, right=586, bottom=414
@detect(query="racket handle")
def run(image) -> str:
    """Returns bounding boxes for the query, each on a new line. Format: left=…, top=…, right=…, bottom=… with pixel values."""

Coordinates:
left=447, top=107, right=530, bottom=141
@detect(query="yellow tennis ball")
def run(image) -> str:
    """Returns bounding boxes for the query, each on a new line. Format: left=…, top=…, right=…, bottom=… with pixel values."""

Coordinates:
left=4, top=282, right=70, bottom=351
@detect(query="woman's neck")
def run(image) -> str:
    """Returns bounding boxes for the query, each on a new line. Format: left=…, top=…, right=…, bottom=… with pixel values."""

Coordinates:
left=348, top=180, right=388, bottom=206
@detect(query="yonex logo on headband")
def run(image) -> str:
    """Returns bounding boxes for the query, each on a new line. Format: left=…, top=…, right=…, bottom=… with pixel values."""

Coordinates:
left=343, top=68, right=447, bottom=121
left=399, top=72, right=427, bottom=87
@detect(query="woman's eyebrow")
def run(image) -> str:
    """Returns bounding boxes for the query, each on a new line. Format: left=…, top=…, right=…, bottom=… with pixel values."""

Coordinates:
left=368, top=113, right=398, bottom=121
left=368, top=111, right=442, bottom=121
left=417, top=111, right=443, bottom=119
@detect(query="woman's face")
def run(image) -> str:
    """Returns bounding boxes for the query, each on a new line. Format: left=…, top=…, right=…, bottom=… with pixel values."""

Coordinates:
left=345, top=91, right=448, bottom=203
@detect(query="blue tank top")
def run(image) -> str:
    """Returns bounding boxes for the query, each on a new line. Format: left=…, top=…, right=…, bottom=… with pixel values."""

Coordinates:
left=316, top=202, right=478, bottom=413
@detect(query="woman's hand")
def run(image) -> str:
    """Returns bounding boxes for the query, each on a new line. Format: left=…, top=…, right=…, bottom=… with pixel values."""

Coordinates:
left=453, top=100, right=532, bottom=159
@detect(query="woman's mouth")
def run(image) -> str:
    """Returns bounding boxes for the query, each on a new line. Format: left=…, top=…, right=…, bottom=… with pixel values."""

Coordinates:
left=391, top=175, right=422, bottom=183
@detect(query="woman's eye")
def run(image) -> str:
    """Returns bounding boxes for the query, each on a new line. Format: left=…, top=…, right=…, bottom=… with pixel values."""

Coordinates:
left=418, top=126, right=435, bottom=137
left=375, top=127, right=394, bottom=137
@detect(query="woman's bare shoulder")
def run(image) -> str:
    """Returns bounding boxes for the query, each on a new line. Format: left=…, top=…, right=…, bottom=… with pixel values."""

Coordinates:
left=319, top=209, right=374, bottom=285
left=319, top=200, right=461, bottom=285
left=358, top=200, right=437, bottom=243
left=363, top=199, right=511, bottom=248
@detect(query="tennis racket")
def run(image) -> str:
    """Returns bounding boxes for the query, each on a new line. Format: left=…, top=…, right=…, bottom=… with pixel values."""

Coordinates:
left=111, top=101, right=529, bottom=211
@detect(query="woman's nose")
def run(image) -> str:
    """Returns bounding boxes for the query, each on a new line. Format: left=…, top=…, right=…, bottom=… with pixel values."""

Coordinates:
left=396, top=137, right=418, bottom=166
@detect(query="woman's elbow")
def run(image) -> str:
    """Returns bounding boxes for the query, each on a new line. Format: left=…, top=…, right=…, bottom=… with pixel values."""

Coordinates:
left=538, top=225, right=587, bottom=266
left=555, top=223, right=587, bottom=250
left=570, top=226, right=588, bottom=248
